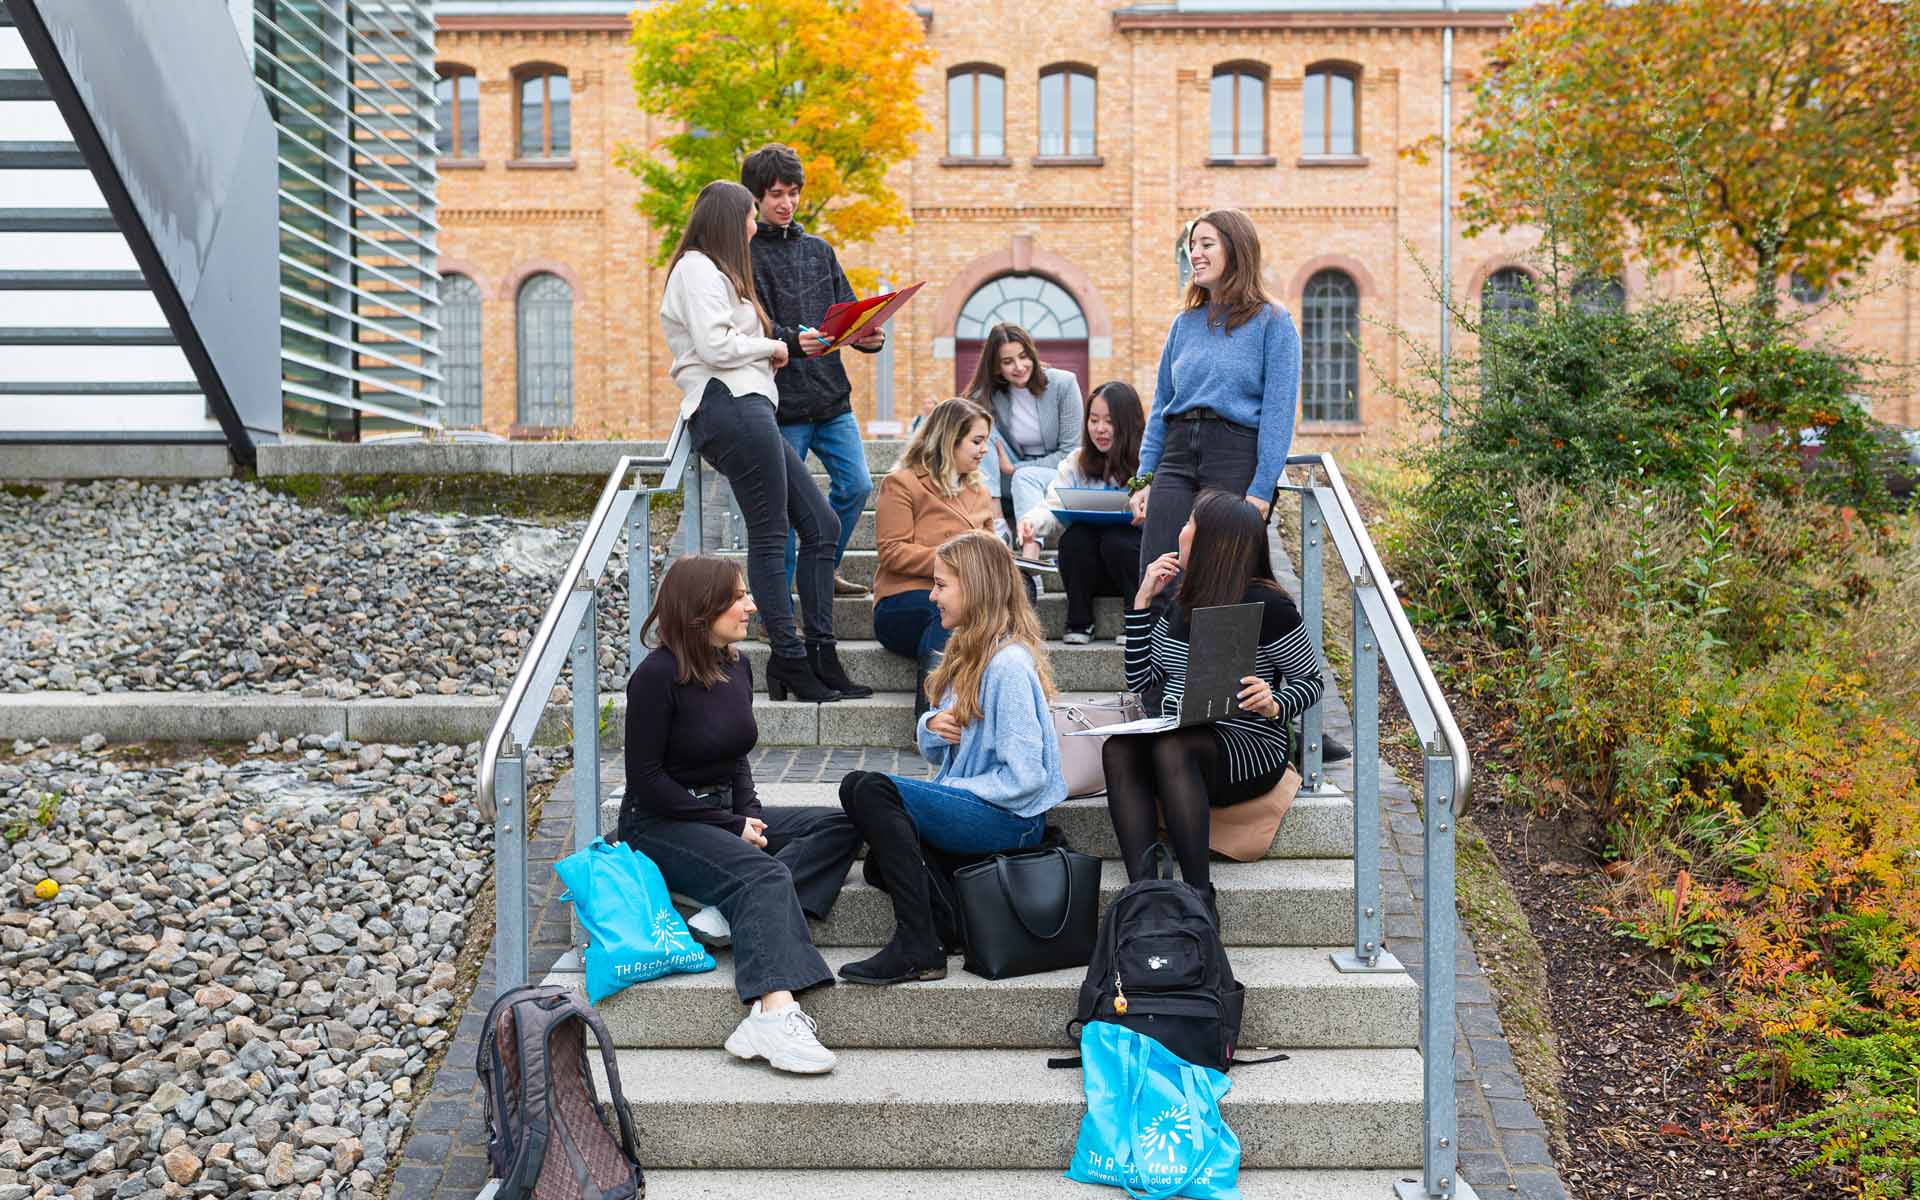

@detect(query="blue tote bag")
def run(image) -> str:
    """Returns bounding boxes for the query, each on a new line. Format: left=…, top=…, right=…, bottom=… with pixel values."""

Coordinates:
left=553, top=837, right=715, bottom=1004
left=1066, top=1021, right=1241, bottom=1200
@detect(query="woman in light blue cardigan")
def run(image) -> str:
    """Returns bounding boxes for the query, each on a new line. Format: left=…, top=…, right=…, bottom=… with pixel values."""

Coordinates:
left=837, top=531, right=1065, bottom=985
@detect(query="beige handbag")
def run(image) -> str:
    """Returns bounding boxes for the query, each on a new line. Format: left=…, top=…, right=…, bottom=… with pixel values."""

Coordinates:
left=1051, top=694, right=1146, bottom=798
left=1208, top=766, right=1302, bottom=861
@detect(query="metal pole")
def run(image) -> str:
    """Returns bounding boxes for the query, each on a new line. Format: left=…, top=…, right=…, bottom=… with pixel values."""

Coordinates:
left=682, top=453, right=706, bottom=557
left=493, top=749, right=529, bottom=996
left=1439, top=3, right=1455, bottom=437
left=1297, top=491, right=1327, bottom=792
left=1332, top=597, right=1399, bottom=975
left=628, top=495, right=648, bottom=675
left=874, top=274, right=896, bottom=427
left=1394, top=748, right=1478, bottom=1200
left=569, top=589, right=600, bottom=957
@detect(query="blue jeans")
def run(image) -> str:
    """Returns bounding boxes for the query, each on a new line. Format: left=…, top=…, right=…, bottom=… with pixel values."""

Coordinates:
left=781, top=411, right=872, bottom=586
left=885, top=774, right=1046, bottom=856
left=982, top=432, right=1057, bottom=520
left=873, top=589, right=950, bottom=660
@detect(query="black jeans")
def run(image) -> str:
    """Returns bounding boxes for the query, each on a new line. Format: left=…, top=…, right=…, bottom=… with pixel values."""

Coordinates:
left=1056, top=522, right=1142, bottom=631
left=621, top=805, right=860, bottom=1004
left=689, top=381, right=838, bottom=659
left=1139, top=412, right=1261, bottom=583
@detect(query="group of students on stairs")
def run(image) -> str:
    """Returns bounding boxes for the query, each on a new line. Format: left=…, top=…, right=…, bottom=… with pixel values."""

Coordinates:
left=650, top=142, right=1314, bottom=1073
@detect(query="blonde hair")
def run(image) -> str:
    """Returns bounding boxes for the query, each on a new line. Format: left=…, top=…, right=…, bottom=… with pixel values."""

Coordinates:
left=924, top=531, right=1056, bottom=726
left=898, top=397, right=992, bottom=497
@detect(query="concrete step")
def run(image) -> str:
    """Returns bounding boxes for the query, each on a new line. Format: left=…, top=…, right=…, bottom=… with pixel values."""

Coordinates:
left=592, top=1046, right=1421, bottom=1169
left=805, top=859, right=1355, bottom=948
left=635, top=1170, right=1417, bottom=1199
left=0, top=140, right=83, bottom=169
left=554, top=946, right=1414, bottom=1050
left=0, top=207, right=117, bottom=232
left=722, top=548, right=1056, bottom=593
left=0, top=269, right=148, bottom=290
left=753, top=594, right=1126, bottom=642
left=0, top=70, right=48, bottom=101
left=0, top=326, right=174, bottom=345
left=740, top=639, right=1122, bottom=693
left=0, top=380, right=200, bottom=395
left=596, top=784, right=1354, bottom=861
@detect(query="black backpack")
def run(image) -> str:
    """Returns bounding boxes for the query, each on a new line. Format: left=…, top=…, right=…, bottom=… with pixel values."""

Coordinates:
left=478, top=985, right=647, bottom=1200
left=1058, top=844, right=1283, bottom=1073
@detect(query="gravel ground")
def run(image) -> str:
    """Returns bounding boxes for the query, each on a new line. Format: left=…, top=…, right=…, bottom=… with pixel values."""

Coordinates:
left=0, top=735, right=561, bottom=1200
left=1, top=481, right=641, bottom=700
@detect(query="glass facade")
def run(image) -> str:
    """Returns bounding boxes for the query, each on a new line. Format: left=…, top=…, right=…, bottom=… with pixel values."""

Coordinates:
left=253, top=0, right=442, bottom=437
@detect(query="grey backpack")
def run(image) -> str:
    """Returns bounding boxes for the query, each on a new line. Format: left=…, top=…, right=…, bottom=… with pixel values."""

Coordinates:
left=478, top=985, right=646, bottom=1200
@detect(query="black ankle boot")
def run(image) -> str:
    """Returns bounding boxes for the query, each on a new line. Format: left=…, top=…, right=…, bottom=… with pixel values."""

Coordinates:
left=837, top=773, right=945, bottom=984
left=840, top=934, right=947, bottom=986
left=765, top=652, right=842, bottom=703
left=809, top=641, right=873, bottom=699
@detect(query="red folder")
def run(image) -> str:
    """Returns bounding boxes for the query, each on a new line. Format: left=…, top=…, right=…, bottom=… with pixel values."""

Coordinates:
left=812, top=281, right=925, bottom=352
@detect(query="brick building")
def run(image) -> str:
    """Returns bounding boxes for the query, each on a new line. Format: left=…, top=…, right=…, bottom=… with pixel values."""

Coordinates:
left=431, top=0, right=1919, bottom=441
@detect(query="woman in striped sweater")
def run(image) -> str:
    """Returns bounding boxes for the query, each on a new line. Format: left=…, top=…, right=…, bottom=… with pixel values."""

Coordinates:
left=1104, top=490, right=1324, bottom=905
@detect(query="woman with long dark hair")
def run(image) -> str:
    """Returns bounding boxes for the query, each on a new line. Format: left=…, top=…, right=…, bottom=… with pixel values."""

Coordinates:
left=1103, top=491, right=1324, bottom=914
left=1131, top=210, right=1301, bottom=592
left=1016, top=380, right=1146, bottom=643
left=839, top=532, right=1065, bottom=985
left=964, top=323, right=1083, bottom=522
left=619, top=555, right=861, bottom=1073
left=659, top=179, right=866, bottom=703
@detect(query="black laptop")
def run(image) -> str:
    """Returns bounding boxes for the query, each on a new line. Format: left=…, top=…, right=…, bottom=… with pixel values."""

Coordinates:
left=1070, top=601, right=1266, bottom=736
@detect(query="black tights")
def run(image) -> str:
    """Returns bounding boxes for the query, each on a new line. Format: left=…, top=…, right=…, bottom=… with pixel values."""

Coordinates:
left=1102, top=727, right=1224, bottom=886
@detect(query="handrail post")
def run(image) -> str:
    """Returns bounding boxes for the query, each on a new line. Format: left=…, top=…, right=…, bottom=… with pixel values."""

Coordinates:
left=1333, top=593, right=1400, bottom=975
left=627, top=493, right=648, bottom=676
left=1297, top=490, right=1328, bottom=792
left=1395, top=745, right=1475, bottom=1200
left=681, top=453, right=706, bottom=556
left=493, top=747, right=529, bottom=995
left=569, top=585, right=600, bottom=957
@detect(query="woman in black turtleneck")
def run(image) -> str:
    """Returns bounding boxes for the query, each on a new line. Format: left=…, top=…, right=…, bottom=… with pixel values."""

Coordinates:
left=618, top=555, right=859, bottom=1074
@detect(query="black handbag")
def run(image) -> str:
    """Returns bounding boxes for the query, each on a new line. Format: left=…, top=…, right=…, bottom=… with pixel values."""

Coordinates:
left=952, top=845, right=1101, bottom=980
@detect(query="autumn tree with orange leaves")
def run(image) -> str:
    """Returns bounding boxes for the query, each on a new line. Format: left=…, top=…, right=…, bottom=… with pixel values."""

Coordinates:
left=1457, top=0, right=1920, bottom=320
left=621, top=0, right=930, bottom=279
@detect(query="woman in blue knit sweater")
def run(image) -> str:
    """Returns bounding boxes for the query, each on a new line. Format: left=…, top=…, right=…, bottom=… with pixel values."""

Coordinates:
left=1130, top=208, right=1302, bottom=583
left=837, top=531, right=1066, bottom=985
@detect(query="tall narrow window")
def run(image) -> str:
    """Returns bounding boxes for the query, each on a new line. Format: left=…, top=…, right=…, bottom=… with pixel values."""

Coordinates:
left=947, top=66, right=1005, bottom=158
left=435, top=67, right=479, bottom=158
left=1209, top=66, right=1266, bottom=159
left=516, top=67, right=571, bottom=160
left=1481, top=267, right=1538, bottom=326
left=1301, top=270, right=1360, bottom=422
left=516, top=273, right=572, bottom=428
left=1038, top=65, right=1096, bottom=157
left=1303, top=64, right=1358, bottom=156
left=442, top=274, right=483, bottom=427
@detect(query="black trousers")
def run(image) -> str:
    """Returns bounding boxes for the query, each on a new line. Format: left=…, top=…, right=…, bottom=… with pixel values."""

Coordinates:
left=1139, top=413, right=1261, bottom=584
left=1056, top=522, right=1142, bottom=631
left=688, top=380, right=838, bottom=659
left=621, top=806, right=859, bottom=1003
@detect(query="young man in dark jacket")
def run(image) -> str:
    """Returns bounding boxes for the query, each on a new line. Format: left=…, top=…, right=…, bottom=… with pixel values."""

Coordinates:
left=742, top=143, right=886, bottom=601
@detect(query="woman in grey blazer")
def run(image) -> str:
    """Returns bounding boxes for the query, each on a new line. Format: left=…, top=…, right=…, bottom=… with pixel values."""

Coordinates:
left=963, top=323, right=1084, bottom=527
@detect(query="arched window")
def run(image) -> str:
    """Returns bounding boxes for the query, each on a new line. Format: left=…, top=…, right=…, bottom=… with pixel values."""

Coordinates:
left=516, top=273, right=572, bottom=427
left=1038, top=65, right=1096, bottom=158
left=947, top=66, right=1006, bottom=159
left=954, top=274, right=1090, bottom=396
left=1481, top=267, right=1538, bottom=326
left=1301, top=270, right=1360, bottom=423
left=441, top=274, right=483, bottom=427
left=516, top=66, right=571, bottom=160
left=1210, top=65, right=1266, bottom=159
left=1789, top=270, right=1826, bottom=304
left=435, top=66, right=479, bottom=159
left=1303, top=63, right=1359, bottom=157
left=1571, top=273, right=1626, bottom=315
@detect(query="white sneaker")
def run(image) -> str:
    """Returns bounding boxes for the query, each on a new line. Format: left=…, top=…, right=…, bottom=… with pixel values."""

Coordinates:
left=725, top=1002, right=837, bottom=1074
left=685, top=904, right=731, bottom=947
left=1063, top=628, right=1093, bottom=645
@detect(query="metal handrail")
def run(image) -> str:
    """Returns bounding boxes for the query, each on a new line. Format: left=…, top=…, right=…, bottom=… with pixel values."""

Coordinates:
left=1286, top=451, right=1471, bottom=815
left=476, top=420, right=691, bottom=824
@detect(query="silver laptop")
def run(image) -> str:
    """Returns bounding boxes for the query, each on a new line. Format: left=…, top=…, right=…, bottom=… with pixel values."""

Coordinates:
left=1055, top=487, right=1131, bottom=512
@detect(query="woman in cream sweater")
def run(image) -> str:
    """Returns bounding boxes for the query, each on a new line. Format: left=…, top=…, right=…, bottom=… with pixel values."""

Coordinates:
left=659, top=180, right=862, bottom=704
left=871, top=397, right=999, bottom=717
